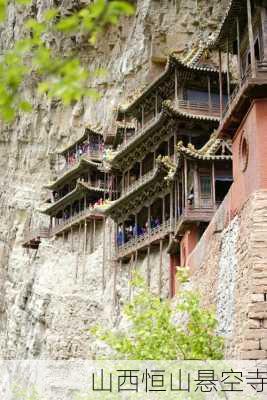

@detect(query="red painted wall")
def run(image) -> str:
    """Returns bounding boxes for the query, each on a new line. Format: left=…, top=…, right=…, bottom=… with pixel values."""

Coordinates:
left=169, top=254, right=179, bottom=297
left=180, top=226, right=199, bottom=267
left=230, top=99, right=267, bottom=214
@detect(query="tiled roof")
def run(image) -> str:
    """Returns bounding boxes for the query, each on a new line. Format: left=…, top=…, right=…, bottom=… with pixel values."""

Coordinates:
left=176, top=131, right=232, bottom=160
left=44, top=157, right=101, bottom=190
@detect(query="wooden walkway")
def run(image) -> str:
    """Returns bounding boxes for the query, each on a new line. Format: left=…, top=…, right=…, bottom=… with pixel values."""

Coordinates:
left=117, top=220, right=172, bottom=259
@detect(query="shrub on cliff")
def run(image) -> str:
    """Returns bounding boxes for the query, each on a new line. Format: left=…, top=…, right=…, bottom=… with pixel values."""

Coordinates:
left=92, top=269, right=224, bottom=360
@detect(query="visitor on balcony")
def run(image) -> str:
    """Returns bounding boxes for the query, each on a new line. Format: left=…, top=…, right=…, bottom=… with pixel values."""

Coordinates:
left=188, top=190, right=194, bottom=206
left=117, top=225, right=124, bottom=247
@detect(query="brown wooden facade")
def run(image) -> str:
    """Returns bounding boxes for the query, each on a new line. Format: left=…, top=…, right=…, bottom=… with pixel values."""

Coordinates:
left=210, top=0, right=267, bottom=136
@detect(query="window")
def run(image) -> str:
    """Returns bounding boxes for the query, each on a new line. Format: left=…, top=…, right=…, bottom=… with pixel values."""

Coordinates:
left=240, top=135, right=249, bottom=172
left=200, top=175, right=211, bottom=197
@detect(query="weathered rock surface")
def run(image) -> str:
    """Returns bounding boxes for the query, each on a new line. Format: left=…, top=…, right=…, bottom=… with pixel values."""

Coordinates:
left=0, top=0, right=227, bottom=359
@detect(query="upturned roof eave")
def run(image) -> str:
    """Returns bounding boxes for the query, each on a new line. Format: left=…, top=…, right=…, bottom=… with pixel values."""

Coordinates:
left=117, top=50, right=225, bottom=117
left=58, top=127, right=103, bottom=156
left=103, top=163, right=169, bottom=216
left=44, top=158, right=101, bottom=191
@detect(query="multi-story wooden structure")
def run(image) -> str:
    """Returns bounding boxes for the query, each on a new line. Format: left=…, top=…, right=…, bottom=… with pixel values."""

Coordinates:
left=39, top=128, right=114, bottom=251
left=104, top=50, right=233, bottom=293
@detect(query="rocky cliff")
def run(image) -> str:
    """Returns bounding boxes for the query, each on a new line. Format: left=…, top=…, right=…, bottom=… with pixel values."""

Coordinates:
left=0, top=0, right=227, bottom=359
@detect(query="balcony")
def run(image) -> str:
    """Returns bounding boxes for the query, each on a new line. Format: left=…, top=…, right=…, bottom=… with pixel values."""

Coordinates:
left=219, top=61, right=267, bottom=134
left=121, top=169, right=156, bottom=197
left=117, top=220, right=172, bottom=259
left=175, top=99, right=221, bottom=119
left=57, top=149, right=103, bottom=178
left=117, top=114, right=160, bottom=152
left=51, top=206, right=104, bottom=236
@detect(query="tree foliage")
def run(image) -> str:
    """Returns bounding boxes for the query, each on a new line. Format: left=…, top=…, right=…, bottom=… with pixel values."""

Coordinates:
left=92, top=270, right=224, bottom=360
left=0, top=0, right=135, bottom=121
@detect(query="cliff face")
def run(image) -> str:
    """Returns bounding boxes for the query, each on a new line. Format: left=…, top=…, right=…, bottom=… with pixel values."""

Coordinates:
left=0, top=0, right=227, bottom=359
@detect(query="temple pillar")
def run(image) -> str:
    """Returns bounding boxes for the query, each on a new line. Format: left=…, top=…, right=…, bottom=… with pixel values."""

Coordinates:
left=147, top=245, right=151, bottom=287
left=212, top=161, right=216, bottom=208
left=158, top=239, right=163, bottom=296
left=193, top=162, right=199, bottom=208
left=247, top=0, right=256, bottom=78
left=226, top=36, right=231, bottom=101
left=170, top=187, right=174, bottom=229
left=148, top=206, right=151, bottom=234
left=184, top=158, right=188, bottom=212
left=162, top=196, right=165, bottom=223
left=175, top=67, right=178, bottom=102
left=236, top=17, right=242, bottom=87
left=219, top=49, right=223, bottom=119
left=207, top=75, right=212, bottom=112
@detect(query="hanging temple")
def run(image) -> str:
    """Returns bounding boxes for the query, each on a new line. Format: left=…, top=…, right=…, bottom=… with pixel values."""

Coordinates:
left=23, top=0, right=267, bottom=300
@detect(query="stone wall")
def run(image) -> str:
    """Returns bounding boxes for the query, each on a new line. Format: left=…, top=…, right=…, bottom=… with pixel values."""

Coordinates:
left=188, top=189, right=267, bottom=359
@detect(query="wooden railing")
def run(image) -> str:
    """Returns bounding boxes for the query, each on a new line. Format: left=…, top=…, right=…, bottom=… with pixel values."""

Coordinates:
left=50, top=207, right=104, bottom=236
left=222, top=61, right=267, bottom=120
left=117, top=219, right=172, bottom=258
left=121, top=169, right=156, bottom=196
left=118, top=114, right=160, bottom=152
left=57, top=149, right=103, bottom=177
left=176, top=99, right=221, bottom=118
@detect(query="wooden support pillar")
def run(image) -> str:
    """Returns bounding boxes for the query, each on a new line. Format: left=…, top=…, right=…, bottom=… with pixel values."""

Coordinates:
left=226, top=36, right=231, bottom=101
left=158, top=239, right=163, bottom=296
left=141, top=105, right=144, bottom=129
left=93, top=219, right=96, bottom=252
left=147, top=245, right=151, bottom=288
left=174, top=180, right=178, bottom=224
left=182, top=168, right=185, bottom=211
left=148, top=206, right=151, bottom=234
left=129, top=253, right=134, bottom=300
left=212, top=161, right=216, bottom=208
left=247, top=0, right=256, bottom=78
left=71, top=226, right=74, bottom=252
left=175, top=67, right=178, bottom=102
left=109, top=220, right=112, bottom=266
left=155, top=91, right=158, bottom=117
left=84, top=220, right=87, bottom=254
left=218, top=49, right=223, bottom=119
left=184, top=158, right=188, bottom=212
left=113, top=260, right=119, bottom=308
left=139, top=160, right=142, bottom=178
left=102, top=218, right=106, bottom=292
left=127, top=170, right=130, bottom=189
left=78, top=222, right=81, bottom=253
left=114, top=221, right=118, bottom=257
left=162, top=196, right=166, bottom=223
left=177, top=177, right=180, bottom=217
left=193, top=162, right=199, bottom=208
left=170, top=187, right=174, bottom=229
left=207, top=75, right=212, bottom=111
left=174, top=131, right=177, bottom=162
left=122, top=172, right=125, bottom=193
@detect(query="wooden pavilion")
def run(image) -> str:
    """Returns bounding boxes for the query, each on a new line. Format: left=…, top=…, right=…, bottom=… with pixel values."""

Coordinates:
left=209, top=0, right=267, bottom=136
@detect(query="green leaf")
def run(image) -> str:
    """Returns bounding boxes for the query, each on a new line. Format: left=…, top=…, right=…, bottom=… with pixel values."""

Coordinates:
left=19, top=100, right=32, bottom=112
left=0, top=0, right=7, bottom=22
left=43, top=8, right=59, bottom=22
left=15, top=0, right=31, bottom=4
left=56, top=15, right=79, bottom=32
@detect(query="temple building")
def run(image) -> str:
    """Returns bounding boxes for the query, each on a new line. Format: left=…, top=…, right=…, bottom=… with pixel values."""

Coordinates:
left=39, top=127, right=114, bottom=253
left=103, top=49, right=234, bottom=294
left=20, top=0, right=267, bottom=360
